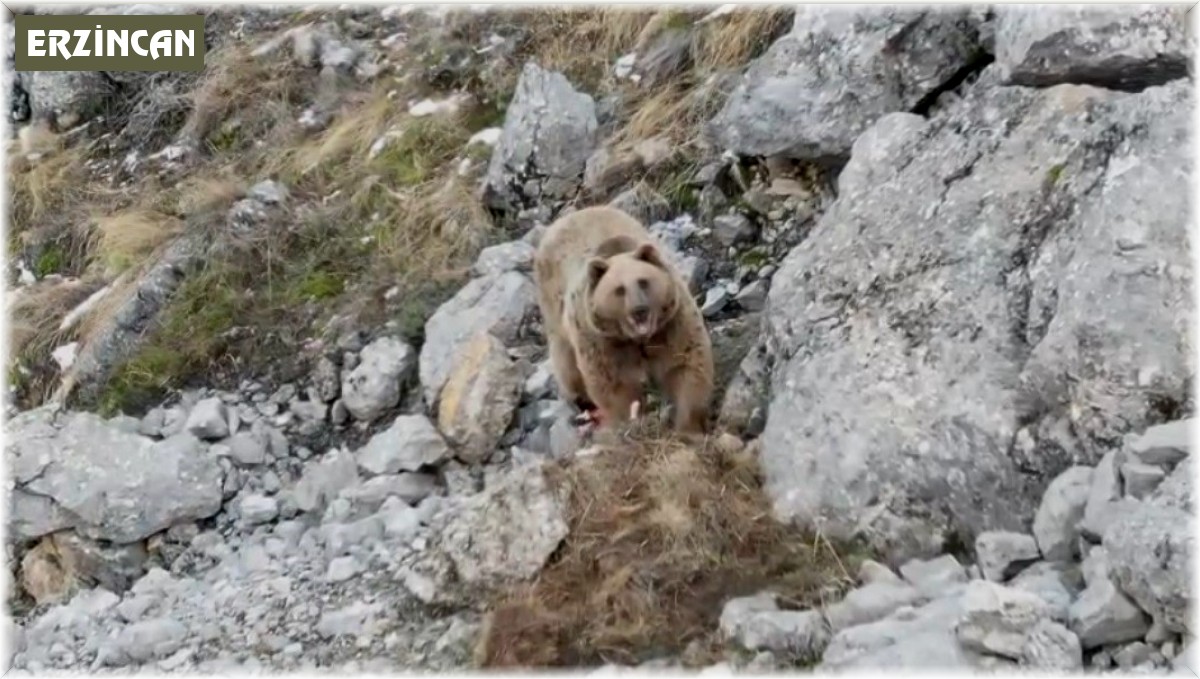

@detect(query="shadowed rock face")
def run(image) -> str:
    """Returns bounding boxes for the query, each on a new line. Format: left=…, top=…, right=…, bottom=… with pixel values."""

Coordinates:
left=755, top=77, right=1192, bottom=563
left=994, top=5, right=1191, bottom=92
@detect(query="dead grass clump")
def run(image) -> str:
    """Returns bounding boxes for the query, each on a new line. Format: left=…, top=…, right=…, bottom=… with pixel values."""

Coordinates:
left=9, top=143, right=87, bottom=229
left=695, top=7, right=793, bottom=71
left=7, top=276, right=105, bottom=407
left=371, top=175, right=491, bottom=276
left=88, top=209, right=185, bottom=275
left=476, top=426, right=858, bottom=668
left=504, top=8, right=659, bottom=91
left=175, top=174, right=247, bottom=216
left=274, top=91, right=394, bottom=180
left=181, top=43, right=312, bottom=155
left=7, top=278, right=96, bottom=360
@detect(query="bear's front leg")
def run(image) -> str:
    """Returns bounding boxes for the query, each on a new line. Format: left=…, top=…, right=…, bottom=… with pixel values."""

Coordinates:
left=576, top=341, right=643, bottom=431
left=660, top=360, right=713, bottom=435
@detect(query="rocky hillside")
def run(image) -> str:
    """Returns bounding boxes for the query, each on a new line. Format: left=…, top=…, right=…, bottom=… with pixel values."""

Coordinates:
left=4, top=4, right=1196, bottom=674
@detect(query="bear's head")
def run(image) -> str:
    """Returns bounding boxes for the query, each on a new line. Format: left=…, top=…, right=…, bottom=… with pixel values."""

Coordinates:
left=587, top=241, right=679, bottom=342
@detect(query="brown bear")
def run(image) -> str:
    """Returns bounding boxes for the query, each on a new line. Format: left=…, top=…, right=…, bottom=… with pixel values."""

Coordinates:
left=534, top=205, right=714, bottom=434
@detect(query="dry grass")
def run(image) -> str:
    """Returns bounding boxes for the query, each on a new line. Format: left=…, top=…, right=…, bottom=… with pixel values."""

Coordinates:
left=271, top=91, right=394, bottom=180
left=602, top=8, right=791, bottom=160
left=476, top=423, right=859, bottom=668
left=6, top=276, right=105, bottom=406
left=87, top=209, right=185, bottom=275
left=175, top=174, right=247, bottom=215
left=180, top=43, right=310, bottom=152
left=694, top=7, right=792, bottom=71
left=371, top=175, right=491, bottom=278
left=7, top=278, right=96, bottom=360
left=9, top=144, right=87, bottom=231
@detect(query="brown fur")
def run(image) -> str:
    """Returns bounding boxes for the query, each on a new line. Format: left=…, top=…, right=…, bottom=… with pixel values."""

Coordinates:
left=534, top=206, right=714, bottom=434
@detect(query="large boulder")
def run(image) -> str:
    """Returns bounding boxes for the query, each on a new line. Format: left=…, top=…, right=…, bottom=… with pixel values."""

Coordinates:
left=18, top=71, right=114, bottom=128
left=708, top=6, right=987, bottom=161
left=398, top=456, right=569, bottom=604
left=437, top=331, right=524, bottom=464
left=418, top=271, right=536, bottom=408
left=994, top=5, right=1191, bottom=91
left=8, top=407, right=224, bottom=544
left=483, top=62, right=598, bottom=214
left=1104, top=499, right=1193, bottom=635
left=756, top=78, right=1192, bottom=563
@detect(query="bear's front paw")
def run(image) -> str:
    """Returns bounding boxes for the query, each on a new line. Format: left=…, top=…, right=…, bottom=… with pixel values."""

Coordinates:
left=573, top=407, right=607, bottom=436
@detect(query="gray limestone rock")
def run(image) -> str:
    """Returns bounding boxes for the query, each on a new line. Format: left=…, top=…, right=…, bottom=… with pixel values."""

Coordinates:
left=419, top=271, right=536, bottom=408
left=483, top=62, right=598, bottom=213
left=357, top=415, right=452, bottom=475
left=471, top=240, right=535, bottom=278
left=436, top=331, right=524, bottom=464
left=340, top=336, right=415, bottom=422
left=1122, top=462, right=1167, bottom=500
left=956, top=580, right=1056, bottom=659
left=1127, top=419, right=1193, bottom=466
left=1020, top=619, right=1083, bottom=670
left=1104, top=500, right=1193, bottom=635
left=1068, top=575, right=1150, bottom=649
left=185, top=398, right=230, bottom=440
left=826, top=580, right=924, bottom=631
left=1082, top=450, right=1126, bottom=541
left=292, top=448, right=360, bottom=514
left=709, top=6, right=986, bottom=160
left=1033, top=466, right=1094, bottom=561
left=758, top=79, right=1192, bottom=563
left=9, top=408, right=223, bottom=543
left=975, top=532, right=1041, bottom=582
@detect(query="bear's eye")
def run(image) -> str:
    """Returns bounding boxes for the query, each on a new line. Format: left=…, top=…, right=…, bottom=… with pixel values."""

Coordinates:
left=637, top=278, right=650, bottom=290
left=614, top=285, right=626, bottom=297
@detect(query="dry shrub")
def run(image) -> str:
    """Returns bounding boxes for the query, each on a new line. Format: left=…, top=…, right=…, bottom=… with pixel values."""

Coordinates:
left=617, top=83, right=702, bottom=147
left=477, top=424, right=857, bottom=668
left=507, top=8, right=659, bottom=89
left=601, top=6, right=790, bottom=150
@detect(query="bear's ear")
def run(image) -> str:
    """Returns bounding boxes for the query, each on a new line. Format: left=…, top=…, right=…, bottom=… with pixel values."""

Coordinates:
left=634, top=242, right=665, bottom=267
left=587, top=257, right=609, bottom=287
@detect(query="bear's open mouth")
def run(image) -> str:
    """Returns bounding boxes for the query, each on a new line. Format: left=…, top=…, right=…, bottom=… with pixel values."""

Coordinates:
left=631, top=319, right=654, bottom=338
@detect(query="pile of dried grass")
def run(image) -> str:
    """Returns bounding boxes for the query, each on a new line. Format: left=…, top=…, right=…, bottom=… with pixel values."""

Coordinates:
left=476, top=421, right=857, bottom=668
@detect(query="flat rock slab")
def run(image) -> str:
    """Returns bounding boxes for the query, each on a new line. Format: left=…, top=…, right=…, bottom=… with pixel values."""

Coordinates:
left=976, top=531, right=1041, bottom=582
left=9, top=407, right=224, bottom=544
